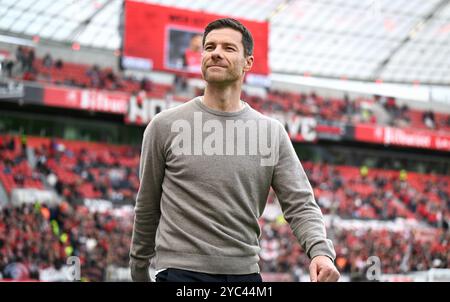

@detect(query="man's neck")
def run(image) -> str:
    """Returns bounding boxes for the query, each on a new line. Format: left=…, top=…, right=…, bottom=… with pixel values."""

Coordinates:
left=202, top=82, right=244, bottom=112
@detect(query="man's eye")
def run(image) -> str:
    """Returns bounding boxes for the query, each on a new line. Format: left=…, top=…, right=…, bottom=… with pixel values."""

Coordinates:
left=205, top=46, right=213, bottom=51
left=226, top=47, right=235, bottom=51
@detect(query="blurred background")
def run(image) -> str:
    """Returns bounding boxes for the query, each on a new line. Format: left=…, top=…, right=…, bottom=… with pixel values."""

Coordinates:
left=0, top=0, right=449, bottom=282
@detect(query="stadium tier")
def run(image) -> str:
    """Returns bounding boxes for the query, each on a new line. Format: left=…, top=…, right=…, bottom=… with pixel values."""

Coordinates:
left=3, top=48, right=450, bottom=134
left=0, top=135, right=448, bottom=281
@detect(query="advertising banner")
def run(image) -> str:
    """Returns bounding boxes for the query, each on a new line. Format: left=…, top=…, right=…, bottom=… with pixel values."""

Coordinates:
left=42, top=85, right=129, bottom=114
left=125, top=95, right=348, bottom=143
left=354, top=124, right=450, bottom=152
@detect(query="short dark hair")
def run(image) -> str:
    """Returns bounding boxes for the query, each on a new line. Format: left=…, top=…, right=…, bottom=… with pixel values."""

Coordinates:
left=202, top=18, right=254, bottom=57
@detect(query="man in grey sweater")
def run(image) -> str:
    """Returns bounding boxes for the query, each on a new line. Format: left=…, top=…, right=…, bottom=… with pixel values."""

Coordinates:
left=130, top=18, right=340, bottom=282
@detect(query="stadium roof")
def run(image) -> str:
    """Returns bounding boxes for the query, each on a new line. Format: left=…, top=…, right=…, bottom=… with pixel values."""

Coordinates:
left=0, top=0, right=449, bottom=84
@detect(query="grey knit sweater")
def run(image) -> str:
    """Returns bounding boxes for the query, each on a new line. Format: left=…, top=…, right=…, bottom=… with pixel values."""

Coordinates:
left=129, top=97, right=335, bottom=281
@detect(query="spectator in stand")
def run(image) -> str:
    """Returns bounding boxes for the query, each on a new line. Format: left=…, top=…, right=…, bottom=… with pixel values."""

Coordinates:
left=54, top=59, right=63, bottom=69
left=20, top=134, right=27, bottom=156
left=2, top=53, right=15, bottom=77
left=423, top=110, right=436, bottom=129
left=15, top=46, right=26, bottom=72
left=173, top=73, right=188, bottom=93
left=140, top=77, right=152, bottom=92
left=22, top=68, right=37, bottom=81
left=384, top=96, right=392, bottom=109
left=395, top=104, right=411, bottom=127
left=23, top=49, right=35, bottom=72
left=104, top=68, right=118, bottom=90
left=43, top=53, right=53, bottom=68
left=86, top=65, right=102, bottom=88
left=6, top=135, right=15, bottom=151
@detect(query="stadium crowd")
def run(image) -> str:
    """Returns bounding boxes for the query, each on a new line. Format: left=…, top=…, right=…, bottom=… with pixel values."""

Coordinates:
left=0, top=136, right=448, bottom=281
left=0, top=198, right=448, bottom=281
left=0, top=201, right=132, bottom=281
left=259, top=216, right=449, bottom=281
left=2, top=135, right=449, bottom=228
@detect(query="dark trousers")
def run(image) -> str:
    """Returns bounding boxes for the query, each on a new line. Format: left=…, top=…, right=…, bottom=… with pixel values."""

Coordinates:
left=156, top=268, right=263, bottom=282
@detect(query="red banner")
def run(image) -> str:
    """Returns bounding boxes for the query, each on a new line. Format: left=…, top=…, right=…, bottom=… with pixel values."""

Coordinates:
left=43, top=85, right=129, bottom=114
left=355, top=124, right=450, bottom=152
left=125, top=95, right=349, bottom=143
left=122, top=1, right=269, bottom=75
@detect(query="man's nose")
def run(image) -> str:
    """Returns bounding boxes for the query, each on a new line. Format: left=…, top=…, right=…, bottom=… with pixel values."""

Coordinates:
left=211, top=47, right=223, bottom=60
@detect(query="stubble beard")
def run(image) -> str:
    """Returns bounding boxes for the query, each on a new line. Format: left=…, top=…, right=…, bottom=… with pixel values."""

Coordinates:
left=203, top=67, right=241, bottom=85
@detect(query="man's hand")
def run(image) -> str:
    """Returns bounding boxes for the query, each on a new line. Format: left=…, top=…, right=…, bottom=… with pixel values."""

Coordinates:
left=130, top=259, right=151, bottom=282
left=309, top=255, right=340, bottom=282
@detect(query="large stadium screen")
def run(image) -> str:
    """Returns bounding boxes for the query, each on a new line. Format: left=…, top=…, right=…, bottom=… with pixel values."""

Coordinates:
left=120, top=0, right=269, bottom=76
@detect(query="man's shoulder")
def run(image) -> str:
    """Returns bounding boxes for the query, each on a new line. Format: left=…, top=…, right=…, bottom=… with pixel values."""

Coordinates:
left=247, top=107, right=285, bottom=129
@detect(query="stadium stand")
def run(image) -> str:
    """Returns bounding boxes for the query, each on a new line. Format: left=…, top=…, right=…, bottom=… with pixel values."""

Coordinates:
left=1, top=134, right=448, bottom=281
left=1, top=46, right=450, bottom=280
left=0, top=0, right=449, bottom=282
left=3, top=48, right=450, bottom=134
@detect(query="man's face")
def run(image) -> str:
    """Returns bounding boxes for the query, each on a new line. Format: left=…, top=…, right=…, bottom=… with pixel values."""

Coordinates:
left=201, top=28, right=253, bottom=84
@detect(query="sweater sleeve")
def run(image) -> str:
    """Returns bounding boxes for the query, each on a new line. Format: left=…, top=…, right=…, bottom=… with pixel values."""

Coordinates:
left=271, top=122, right=336, bottom=261
left=129, top=116, right=166, bottom=281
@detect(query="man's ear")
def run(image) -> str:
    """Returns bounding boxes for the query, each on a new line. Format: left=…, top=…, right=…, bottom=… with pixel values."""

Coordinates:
left=243, top=55, right=254, bottom=72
